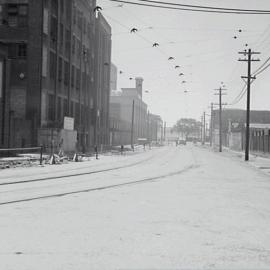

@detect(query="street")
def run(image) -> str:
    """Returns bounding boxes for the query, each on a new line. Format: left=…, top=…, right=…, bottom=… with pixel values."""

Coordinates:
left=1, top=145, right=270, bottom=269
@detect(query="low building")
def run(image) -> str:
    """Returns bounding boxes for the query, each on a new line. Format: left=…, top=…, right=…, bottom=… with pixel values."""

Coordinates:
left=211, top=109, right=270, bottom=153
left=109, top=77, right=165, bottom=146
left=109, top=77, right=147, bottom=146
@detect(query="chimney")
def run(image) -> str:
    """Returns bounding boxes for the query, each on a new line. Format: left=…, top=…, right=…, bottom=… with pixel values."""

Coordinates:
left=135, top=77, right=143, bottom=97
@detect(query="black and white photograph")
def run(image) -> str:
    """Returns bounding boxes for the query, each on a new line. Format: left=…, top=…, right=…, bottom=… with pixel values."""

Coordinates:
left=0, top=0, right=270, bottom=269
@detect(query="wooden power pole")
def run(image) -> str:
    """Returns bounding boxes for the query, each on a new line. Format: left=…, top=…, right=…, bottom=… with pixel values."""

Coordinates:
left=214, top=87, right=227, bottom=152
left=238, top=48, right=260, bottom=161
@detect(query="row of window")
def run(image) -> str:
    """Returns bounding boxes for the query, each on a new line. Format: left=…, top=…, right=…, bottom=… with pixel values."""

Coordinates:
left=49, top=51, right=93, bottom=89
left=47, top=94, right=94, bottom=126
left=49, top=18, right=92, bottom=64
left=73, top=6, right=93, bottom=38
left=0, top=4, right=28, bottom=27
left=50, top=52, right=91, bottom=90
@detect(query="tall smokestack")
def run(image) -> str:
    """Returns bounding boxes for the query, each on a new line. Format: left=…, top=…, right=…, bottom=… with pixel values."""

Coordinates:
left=135, top=77, right=143, bottom=97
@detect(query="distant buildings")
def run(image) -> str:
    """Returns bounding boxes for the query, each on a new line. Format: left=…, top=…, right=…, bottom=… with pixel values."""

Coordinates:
left=0, top=0, right=112, bottom=152
left=211, top=109, right=270, bottom=152
left=110, top=77, right=163, bottom=146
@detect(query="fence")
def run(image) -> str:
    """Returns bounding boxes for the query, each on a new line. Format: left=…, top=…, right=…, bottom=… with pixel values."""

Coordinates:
left=0, top=146, right=43, bottom=165
left=250, top=130, right=270, bottom=153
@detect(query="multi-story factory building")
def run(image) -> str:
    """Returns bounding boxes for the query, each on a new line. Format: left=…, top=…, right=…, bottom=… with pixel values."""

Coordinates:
left=0, top=0, right=111, bottom=152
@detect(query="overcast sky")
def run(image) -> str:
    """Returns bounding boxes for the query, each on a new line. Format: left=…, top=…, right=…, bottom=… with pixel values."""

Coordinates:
left=98, top=0, right=270, bottom=126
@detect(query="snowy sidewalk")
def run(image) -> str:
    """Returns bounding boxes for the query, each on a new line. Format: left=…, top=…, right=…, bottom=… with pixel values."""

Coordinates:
left=202, top=144, right=270, bottom=177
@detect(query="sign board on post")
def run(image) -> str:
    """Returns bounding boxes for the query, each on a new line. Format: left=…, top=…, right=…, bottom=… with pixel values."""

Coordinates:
left=64, top=117, right=74, bottom=130
left=231, top=122, right=243, bottom=132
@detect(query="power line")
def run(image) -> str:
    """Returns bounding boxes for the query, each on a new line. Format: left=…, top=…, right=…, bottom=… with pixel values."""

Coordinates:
left=252, top=56, right=270, bottom=75
left=130, top=0, right=270, bottom=13
left=254, top=62, right=270, bottom=76
left=228, top=85, right=247, bottom=105
left=109, top=0, right=270, bottom=14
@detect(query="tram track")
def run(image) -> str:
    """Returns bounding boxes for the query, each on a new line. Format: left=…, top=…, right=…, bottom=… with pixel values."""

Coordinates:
left=0, top=163, right=199, bottom=206
left=0, top=151, right=158, bottom=187
left=0, top=146, right=199, bottom=206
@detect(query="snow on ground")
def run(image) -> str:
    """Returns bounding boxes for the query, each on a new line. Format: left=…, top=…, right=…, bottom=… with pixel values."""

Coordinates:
left=0, top=145, right=270, bottom=269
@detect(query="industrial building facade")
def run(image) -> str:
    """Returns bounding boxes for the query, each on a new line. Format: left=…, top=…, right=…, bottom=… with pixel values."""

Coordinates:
left=0, top=0, right=111, bottom=152
left=110, top=77, right=162, bottom=146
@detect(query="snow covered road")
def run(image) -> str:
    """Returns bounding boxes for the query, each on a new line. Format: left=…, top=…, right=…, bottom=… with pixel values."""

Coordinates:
left=1, top=145, right=270, bottom=269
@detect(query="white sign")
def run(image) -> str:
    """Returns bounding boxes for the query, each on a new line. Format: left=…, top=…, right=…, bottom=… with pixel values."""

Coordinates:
left=64, top=117, right=74, bottom=130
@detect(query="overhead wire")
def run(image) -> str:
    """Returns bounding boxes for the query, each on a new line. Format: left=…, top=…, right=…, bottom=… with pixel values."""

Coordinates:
left=130, top=0, right=270, bottom=13
left=108, top=0, right=270, bottom=15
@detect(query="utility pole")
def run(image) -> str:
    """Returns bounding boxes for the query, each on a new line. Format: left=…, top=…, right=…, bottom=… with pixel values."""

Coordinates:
left=164, top=121, right=166, bottom=143
left=238, top=48, right=260, bottom=161
left=214, top=87, right=227, bottom=152
left=209, top=103, right=214, bottom=147
left=200, top=115, right=203, bottom=144
left=203, top=111, right=206, bottom=145
left=147, top=110, right=150, bottom=143
left=130, top=99, right=135, bottom=151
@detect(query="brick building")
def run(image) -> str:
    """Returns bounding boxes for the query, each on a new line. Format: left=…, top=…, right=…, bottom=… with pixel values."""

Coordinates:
left=0, top=42, right=8, bottom=148
left=0, top=0, right=111, bottom=152
left=109, top=77, right=162, bottom=146
left=94, top=13, right=111, bottom=148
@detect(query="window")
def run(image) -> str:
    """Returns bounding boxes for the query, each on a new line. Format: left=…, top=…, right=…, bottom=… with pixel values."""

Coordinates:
left=43, top=7, right=49, bottom=34
left=65, top=29, right=71, bottom=57
left=64, top=61, right=70, bottom=85
left=72, top=35, right=75, bottom=54
left=50, top=16, right=57, bottom=49
left=75, top=103, right=80, bottom=126
left=73, top=7, right=76, bottom=25
left=60, top=0, right=64, bottom=14
left=71, top=65, right=75, bottom=87
left=66, top=2, right=71, bottom=21
left=87, top=23, right=91, bottom=39
left=6, top=4, right=28, bottom=27
left=76, top=68, right=80, bottom=90
left=77, top=10, right=82, bottom=30
left=59, top=24, right=64, bottom=49
left=50, top=52, right=56, bottom=81
left=58, top=57, right=62, bottom=82
left=48, top=94, right=55, bottom=121
left=77, top=39, right=81, bottom=59
left=42, top=46, right=48, bottom=77
left=51, top=0, right=58, bottom=16
left=0, top=5, right=3, bottom=25
left=57, top=97, right=62, bottom=121
left=18, top=5, right=28, bottom=27
left=18, top=44, right=27, bottom=58
left=83, top=17, right=86, bottom=34
left=8, top=43, right=27, bottom=59
left=70, top=101, right=74, bottom=117
left=63, top=99, right=68, bottom=117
